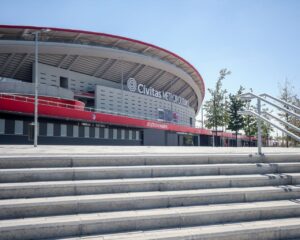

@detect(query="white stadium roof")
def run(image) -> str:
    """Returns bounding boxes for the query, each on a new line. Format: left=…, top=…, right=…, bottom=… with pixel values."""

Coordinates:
left=0, top=25, right=205, bottom=113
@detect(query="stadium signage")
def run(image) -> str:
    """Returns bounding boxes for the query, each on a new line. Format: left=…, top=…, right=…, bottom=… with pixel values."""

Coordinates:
left=127, top=78, right=189, bottom=107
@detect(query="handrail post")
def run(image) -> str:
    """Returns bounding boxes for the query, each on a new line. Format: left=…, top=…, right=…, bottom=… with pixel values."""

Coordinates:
left=257, top=98, right=262, bottom=155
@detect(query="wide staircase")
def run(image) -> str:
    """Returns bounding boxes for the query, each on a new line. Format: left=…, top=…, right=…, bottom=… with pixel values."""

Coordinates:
left=1, top=153, right=300, bottom=239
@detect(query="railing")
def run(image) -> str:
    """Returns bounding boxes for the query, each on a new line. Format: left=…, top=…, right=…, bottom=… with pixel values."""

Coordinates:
left=239, top=92, right=300, bottom=154
left=0, top=93, right=190, bottom=127
left=0, top=92, right=258, bottom=140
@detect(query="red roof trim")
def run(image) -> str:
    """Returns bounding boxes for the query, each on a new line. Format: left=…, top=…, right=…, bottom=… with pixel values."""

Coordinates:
left=0, top=24, right=205, bottom=104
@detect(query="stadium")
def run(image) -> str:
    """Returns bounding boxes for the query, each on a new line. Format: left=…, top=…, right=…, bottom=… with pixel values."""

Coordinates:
left=0, top=25, right=255, bottom=146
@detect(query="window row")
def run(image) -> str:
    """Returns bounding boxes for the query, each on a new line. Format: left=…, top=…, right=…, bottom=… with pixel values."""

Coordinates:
left=0, top=119, right=140, bottom=141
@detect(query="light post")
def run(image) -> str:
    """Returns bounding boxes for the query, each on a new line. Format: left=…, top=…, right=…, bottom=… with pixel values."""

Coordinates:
left=32, top=29, right=51, bottom=147
left=257, top=98, right=262, bottom=155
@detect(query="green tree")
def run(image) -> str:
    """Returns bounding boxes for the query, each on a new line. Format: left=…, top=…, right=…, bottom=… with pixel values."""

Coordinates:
left=222, top=94, right=230, bottom=131
left=227, top=86, right=245, bottom=147
left=278, top=79, right=296, bottom=147
left=243, top=103, right=257, bottom=146
left=290, top=94, right=300, bottom=146
left=261, top=105, right=274, bottom=146
left=204, top=69, right=230, bottom=146
left=242, top=88, right=257, bottom=146
left=293, top=96, right=300, bottom=129
left=261, top=121, right=273, bottom=146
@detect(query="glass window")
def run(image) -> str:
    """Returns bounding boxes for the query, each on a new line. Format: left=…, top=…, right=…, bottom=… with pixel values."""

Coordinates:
left=190, top=117, right=193, bottom=126
left=158, top=109, right=164, bottom=120
left=104, top=128, right=109, bottom=139
left=129, top=130, right=132, bottom=140
left=61, top=124, right=67, bottom=137
left=84, top=126, right=89, bottom=138
left=47, top=123, right=54, bottom=136
left=73, top=125, right=79, bottom=137
left=136, top=131, right=140, bottom=140
left=60, top=76, right=68, bottom=88
left=0, top=119, right=4, bottom=134
left=100, top=128, right=104, bottom=138
left=121, top=129, right=125, bottom=140
left=15, top=120, right=23, bottom=135
left=95, top=128, right=99, bottom=138
left=113, top=129, right=117, bottom=139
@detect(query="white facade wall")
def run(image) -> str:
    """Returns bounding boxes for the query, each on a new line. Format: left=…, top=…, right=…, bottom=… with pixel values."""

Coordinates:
left=95, top=85, right=195, bottom=126
left=36, top=63, right=119, bottom=92
left=36, top=63, right=195, bottom=126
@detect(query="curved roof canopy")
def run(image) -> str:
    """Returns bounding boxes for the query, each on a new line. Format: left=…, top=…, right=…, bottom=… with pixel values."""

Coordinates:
left=0, top=25, right=205, bottom=113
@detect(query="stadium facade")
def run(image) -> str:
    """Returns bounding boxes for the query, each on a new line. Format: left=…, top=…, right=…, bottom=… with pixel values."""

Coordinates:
left=0, top=25, right=256, bottom=146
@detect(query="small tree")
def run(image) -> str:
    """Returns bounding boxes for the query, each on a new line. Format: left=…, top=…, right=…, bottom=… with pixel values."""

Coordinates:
left=243, top=89, right=257, bottom=146
left=204, top=69, right=230, bottom=146
left=227, top=86, right=245, bottom=147
left=261, top=105, right=274, bottom=146
left=293, top=96, right=300, bottom=129
left=278, top=79, right=295, bottom=147
left=288, top=94, right=300, bottom=146
left=243, top=113, right=257, bottom=146
left=222, top=94, right=230, bottom=131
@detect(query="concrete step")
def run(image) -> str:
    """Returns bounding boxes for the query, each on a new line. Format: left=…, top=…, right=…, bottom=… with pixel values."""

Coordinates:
left=57, top=217, right=300, bottom=240
left=1, top=154, right=299, bottom=168
left=1, top=163, right=300, bottom=183
left=1, top=186, right=300, bottom=220
left=1, top=200, right=300, bottom=240
left=0, top=174, right=298, bottom=199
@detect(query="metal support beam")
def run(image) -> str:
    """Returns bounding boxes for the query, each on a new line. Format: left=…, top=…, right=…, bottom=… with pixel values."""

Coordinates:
left=175, top=84, right=189, bottom=95
left=57, top=54, right=70, bottom=68
left=187, top=94, right=195, bottom=103
left=162, top=77, right=179, bottom=92
left=125, top=64, right=145, bottom=79
left=113, top=39, right=122, bottom=47
left=92, top=58, right=111, bottom=77
left=0, top=53, right=15, bottom=75
left=146, top=70, right=165, bottom=86
left=73, top=33, right=82, bottom=43
left=21, top=29, right=29, bottom=38
left=98, top=59, right=118, bottom=78
left=142, top=46, right=151, bottom=53
left=11, top=53, right=30, bottom=78
left=185, top=90, right=195, bottom=100
left=67, top=55, right=80, bottom=70
left=160, top=54, right=171, bottom=60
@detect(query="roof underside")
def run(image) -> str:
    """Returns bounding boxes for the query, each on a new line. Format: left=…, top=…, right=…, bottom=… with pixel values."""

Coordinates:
left=0, top=26, right=205, bottom=112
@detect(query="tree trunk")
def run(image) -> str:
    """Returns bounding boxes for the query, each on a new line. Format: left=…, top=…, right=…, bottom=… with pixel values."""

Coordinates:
left=214, top=125, right=217, bottom=147
left=235, top=131, right=238, bottom=147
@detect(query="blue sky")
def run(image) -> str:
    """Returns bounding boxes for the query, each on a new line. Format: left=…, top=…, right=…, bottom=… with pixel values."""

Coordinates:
left=1, top=0, right=299, bottom=100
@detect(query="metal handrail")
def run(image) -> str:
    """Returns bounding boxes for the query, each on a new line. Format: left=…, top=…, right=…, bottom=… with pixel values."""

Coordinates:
left=239, top=92, right=300, bottom=154
left=260, top=93, right=300, bottom=112
left=239, top=92, right=300, bottom=119
left=262, top=111, right=300, bottom=134
left=241, top=110, right=300, bottom=142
